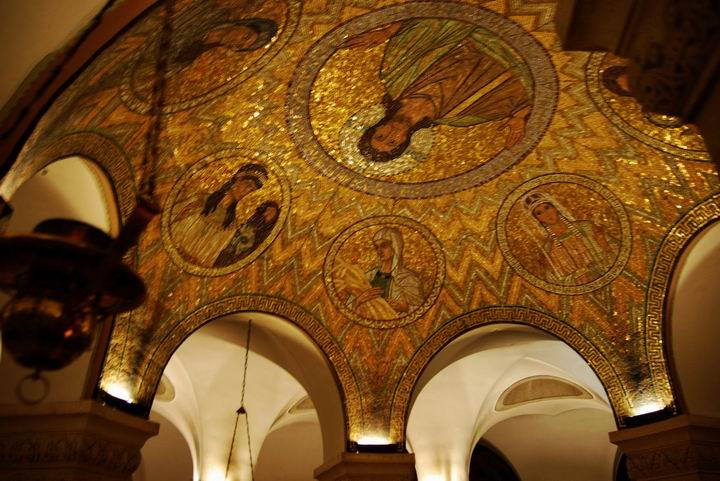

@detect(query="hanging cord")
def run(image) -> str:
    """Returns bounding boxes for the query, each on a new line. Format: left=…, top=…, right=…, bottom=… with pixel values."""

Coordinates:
left=224, top=320, right=254, bottom=481
left=90, top=0, right=178, bottom=302
left=138, top=0, right=176, bottom=200
left=0, top=0, right=117, bottom=139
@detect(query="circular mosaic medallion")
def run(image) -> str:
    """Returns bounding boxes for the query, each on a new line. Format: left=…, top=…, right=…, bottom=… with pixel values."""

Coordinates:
left=586, top=52, right=710, bottom=161
left=162, top=150, right=289, bottom=276
left=121, top=0, right=300, bottom=114
left=287, top=3, right=557, bottom=198
left=324, top=216, right=445, bottom=329
left=496, top=174, right=631, bottom=295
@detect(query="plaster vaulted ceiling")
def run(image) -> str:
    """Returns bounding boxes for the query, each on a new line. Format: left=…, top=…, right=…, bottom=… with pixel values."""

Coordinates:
left=407, top=325, right=616, bottom=481
left=0, top=0, right=109, bottom=114
left=1, top=0, right=719, bottom=478
left=0, top=157, right=117, bottom=405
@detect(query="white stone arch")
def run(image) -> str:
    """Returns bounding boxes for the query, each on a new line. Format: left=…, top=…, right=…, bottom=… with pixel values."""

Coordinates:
left=135, top=311, right=347, bottom=481
left=666, top=220, right=720, bottom=418
left=0, top=154, right=121, bottom=403
left=406, top=323, right=618, bottom=481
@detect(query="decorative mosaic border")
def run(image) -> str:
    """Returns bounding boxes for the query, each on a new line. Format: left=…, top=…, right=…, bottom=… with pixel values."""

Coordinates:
left=645, top=193, right=720, bottom=410
left=286, top=2, right=558, bottom=198
left=129, top=294, right=362, bottom=441
left=160, top=148, right=291, bottom=277
left=323, top=215, right=446, bottom=329
left=496, top=173, right=632, bottom=295
left=585, top=52, right=710, bottom=162
left=120, top=0, right=302, bottom=114
left=4, top=131, right=136, bottom=221
left=389, top=306, right=631, bottom=442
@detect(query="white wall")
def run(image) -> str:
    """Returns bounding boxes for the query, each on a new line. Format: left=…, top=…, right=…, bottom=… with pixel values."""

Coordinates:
left=669, top=221, right=720, bottom=418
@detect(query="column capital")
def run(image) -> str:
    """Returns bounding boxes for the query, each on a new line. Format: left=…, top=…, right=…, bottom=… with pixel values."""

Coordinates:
left=609, top=414, right=720, bottom=480
left=314, top=452, right=416, bottom=481
left=0, top=400, right=158, bottom=481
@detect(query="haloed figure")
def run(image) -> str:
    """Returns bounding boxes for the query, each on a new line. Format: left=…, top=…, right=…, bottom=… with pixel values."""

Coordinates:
left=524, top=191, right=618, bottom=286
left=170, top=17, right=278, bottom=73
left=171, top=164, right=268, bottom=267
left=342, top=18, right=533, bottom=164
left=213, top=200, right=280, bottom=267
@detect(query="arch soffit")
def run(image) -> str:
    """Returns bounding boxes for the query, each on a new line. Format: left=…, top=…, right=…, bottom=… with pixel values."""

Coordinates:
left=391, top=306, right=630, bottom=442
left=646, top=192, right=720, bottom=412
left=4, top=131, right=136, bottom=221
left=134, top=294, right=360, bottom=442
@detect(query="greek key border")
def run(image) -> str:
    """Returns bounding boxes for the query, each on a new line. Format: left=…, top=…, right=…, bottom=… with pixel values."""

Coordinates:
left=5, top=131, right=137, bottom=220
left=389, top=306, right=630, bottom=441
left=130, top=294, right=361, bottom=441
left=645, top=193, right=720, bottom=410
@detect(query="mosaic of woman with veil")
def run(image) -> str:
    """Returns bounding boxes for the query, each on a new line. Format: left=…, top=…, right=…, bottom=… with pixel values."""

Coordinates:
left=524, top=191, right=619, bottom=286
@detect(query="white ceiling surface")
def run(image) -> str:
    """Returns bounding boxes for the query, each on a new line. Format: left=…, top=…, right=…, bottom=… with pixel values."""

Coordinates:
left=670, top=221, right=720, bottom=418
left=5, top=156, right=116, bottom=235
left=143, top=315, right=339, bottom=481
left=407, top=325, right=617, bottom=481
left=0, top=156, right=116, bottom=404
left=134, top=410, right=195, bottom=481
left=0, top=0, right=108, bottom=116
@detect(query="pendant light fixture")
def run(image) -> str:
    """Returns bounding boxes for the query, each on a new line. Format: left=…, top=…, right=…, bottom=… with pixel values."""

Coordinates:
left=223, top=320, right=255, bottom=481
left=0, top=0, right=176, bottom=390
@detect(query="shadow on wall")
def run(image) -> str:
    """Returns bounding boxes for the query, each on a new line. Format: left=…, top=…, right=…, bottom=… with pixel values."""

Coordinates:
left=669, top=220, right=720, bottom=418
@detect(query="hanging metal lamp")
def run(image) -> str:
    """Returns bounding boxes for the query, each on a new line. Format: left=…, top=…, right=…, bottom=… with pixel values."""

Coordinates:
left=0, top=218, right=146, bottom=371
left=0, top=0, right=174, bottom=376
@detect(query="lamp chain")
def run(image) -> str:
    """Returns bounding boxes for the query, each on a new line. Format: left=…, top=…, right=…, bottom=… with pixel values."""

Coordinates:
left=224, top=320, right=254, bottom=481
left=139, top=0, right=176, bottom=199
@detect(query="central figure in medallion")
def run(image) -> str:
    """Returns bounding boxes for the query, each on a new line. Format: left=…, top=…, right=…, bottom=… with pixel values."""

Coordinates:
left=289, top=2, right=557, bottom=198
left=342, top=18, right=533, bottom=163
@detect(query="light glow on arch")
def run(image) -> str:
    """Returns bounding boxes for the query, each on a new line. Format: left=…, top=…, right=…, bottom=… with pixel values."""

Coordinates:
left=205, top=467, right=226, bottom=481
left=356, top=435, right=391, bottom=445
left=631, top=401, right=666, bottom=417
left=104, top=382, right=134, bottom=404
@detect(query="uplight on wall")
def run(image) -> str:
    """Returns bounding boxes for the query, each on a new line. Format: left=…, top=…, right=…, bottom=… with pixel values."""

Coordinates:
left=631, top=400, right=665, bottom=417
left=97, top=379, right=146, bottom=416
left=104, top=382, right=134, bottom=404
left=356, top=435, right=391, bottom=445
left=349, top=434, right=405, bottom=453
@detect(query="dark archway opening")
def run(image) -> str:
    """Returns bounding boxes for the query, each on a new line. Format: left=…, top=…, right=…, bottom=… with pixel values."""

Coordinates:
left=469, top=442, right=521, bottom=481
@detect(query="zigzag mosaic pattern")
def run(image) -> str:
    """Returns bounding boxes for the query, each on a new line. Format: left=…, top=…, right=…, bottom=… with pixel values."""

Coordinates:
left=8, top=0, right=719, bottom=440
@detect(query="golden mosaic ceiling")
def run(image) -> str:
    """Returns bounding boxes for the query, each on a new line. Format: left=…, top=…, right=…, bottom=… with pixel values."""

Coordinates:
left=8, top=0, right=719, bottom=442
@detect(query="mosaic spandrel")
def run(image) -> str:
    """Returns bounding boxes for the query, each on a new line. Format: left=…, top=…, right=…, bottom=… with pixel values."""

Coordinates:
left=8, top=0, right=720, bottom=440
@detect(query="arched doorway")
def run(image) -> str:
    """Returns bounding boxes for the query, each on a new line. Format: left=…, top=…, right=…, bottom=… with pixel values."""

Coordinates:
left=407, top=323, right=618, bottom=481
left=0, top=155, right=119, bottom=403
left=136, top=313, right=345, bottom=481
left=667, top=220, right=720, bottom=418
